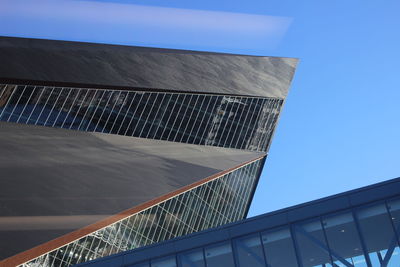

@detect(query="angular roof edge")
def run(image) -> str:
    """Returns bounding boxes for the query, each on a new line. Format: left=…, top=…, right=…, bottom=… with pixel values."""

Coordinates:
left=0, top=36, right=298, bottom=98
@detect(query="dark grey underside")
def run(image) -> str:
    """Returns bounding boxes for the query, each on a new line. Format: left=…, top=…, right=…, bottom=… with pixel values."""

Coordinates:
left=0, top=122, right=264, bottom=259
left=0, top=36, right=297, bottom=98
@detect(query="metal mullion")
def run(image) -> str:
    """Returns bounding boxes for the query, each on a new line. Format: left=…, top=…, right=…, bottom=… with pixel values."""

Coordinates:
left=221, top=96, right=242, bottom=148
left=258, top=99, right=279, bottom=151
left=116, top=91, right=137, bottom=134
left=144, top=93, right=166, bottom=138
left=238, top=164, right=257, bottom=217
left=189, top=189, right=205, bottom=231
left=228, top=172, right=244, bottom=219
left=116, top=222, right=129, bottom=251
left=16, top=86, right=36, bottom=123
left=93, top=90, right=114, bottom=132
left=175, top=196, right=190, bottom=237
left=153, top=207, right=166, bottom=243
left=0, top=85, right=18, bottom=120
left=109, top=221, right=123, bottom=251
left=6, top=85, right=27, bottom=122
left=227, top=97, right=249, bottom=148
left=34, top=87, right=56, bottom=125
left=262, top=99, right=283, bottom=151
left=77, top=89, right=97, bottom=130
left=51, top=88, right=73, bottom=127
left=109, top=91, right=129, bottom=134
left=60, top=88, right=81, bottom=128
left=159, top=94, right=180, bottom=140
left=101, top=90, right=122, bottom=133
left=0, top=84, right=8, bottom=102
left=123, top=92, right=145, bottom=136
left=192, top=186, right=207, bottom=231
left=244, top=98, right=265, bottom=150
left=233, top=97, right=257, bottom=149
left=201, top=184, right=214, bottom=223
left=167, top=94, right=188, bottom=141
left=150, top=93, right=173, bottom=139
left=147, top=207, right=160, bottom=242
left=85, top=234, right=99, bottom=262
left=125, top=215, right=140, bottom=249
left=24, top=86, right=44, bottom=124
left=236, top=166, right=252, bottom=218
left=58, top=243, right=72, bottom=265
left=131, top=93, right=152, bottom=136
left=255, top=99, right=275, bottom=151
left=75, top=236, right=90, bottom=264
left=166, top=198, right=180, bottom=236
left=177, top=94, right=198, bottom=142
left=42, top=87, right=64, bottom=126
left=138, top=93, right=160, bottom=137
left=196, top=95, right=220, bottom=144
left=185, top=94, right=207, bottom=143
left=182, top=192, right=196, bottom=231
left=83, top=89, right=106, bottom=131
left=68, top=88, right=91, bottom=130
left=250, top=98, right=269, bottom=151
left=162, top=200, right=177, bottom=235
left=217, top=96, right=238, bottom=147
left=204, top=184, right=218, bottom=225
left=65, top=240, right=80, bottom=265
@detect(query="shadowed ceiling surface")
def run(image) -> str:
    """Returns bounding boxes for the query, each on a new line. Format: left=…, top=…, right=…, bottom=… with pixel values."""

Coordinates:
left=0, top=122, right=264, bottom=259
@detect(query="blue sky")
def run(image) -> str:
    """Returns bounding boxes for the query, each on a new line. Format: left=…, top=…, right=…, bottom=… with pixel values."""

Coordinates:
left=1, top=0, right=399, bottom=217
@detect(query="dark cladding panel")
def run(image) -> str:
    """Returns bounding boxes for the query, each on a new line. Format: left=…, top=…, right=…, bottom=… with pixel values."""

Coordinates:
left=0, top=122, right=264, bottom=260
left=0, top=37, right=298, bottom=98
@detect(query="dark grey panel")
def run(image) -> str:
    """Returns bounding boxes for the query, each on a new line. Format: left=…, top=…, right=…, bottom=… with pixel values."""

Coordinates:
left=0, top=122, right=264, bottom=259
left=0, top=36, right=298, bottom=98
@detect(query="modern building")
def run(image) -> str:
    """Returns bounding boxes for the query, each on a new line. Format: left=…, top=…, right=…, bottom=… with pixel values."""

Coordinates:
left=0, top=36, right=298, bottom=266
left=77, top=176, right=400, bottom=267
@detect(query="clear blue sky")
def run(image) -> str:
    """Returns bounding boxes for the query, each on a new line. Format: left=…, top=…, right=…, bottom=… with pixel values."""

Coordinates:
left=1, top=0, right=399, bottom=217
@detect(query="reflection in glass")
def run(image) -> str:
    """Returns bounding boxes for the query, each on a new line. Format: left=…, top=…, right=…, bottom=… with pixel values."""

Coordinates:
left=205, top=242, right=235, bottom=267
left=261, top=228, right=298, bottom=267
left=294, top=220, right=333, bottom=267
left=151, top=256, right=176, bottom=267
left=179, top=249, right=205, bottom=267
left=234, top=234, right=266, bottom=267
left=0, top=84, right=283, bottom=152
left=322, top=212, right=367, bottom=266
left=23, top=159, right=262, bottom=267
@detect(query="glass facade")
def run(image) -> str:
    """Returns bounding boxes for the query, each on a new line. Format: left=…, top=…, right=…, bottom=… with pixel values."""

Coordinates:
left=119, top=197, right=400, bottom=267
left=21, top=159, right=262, bottom=267
left=0, top=84, right=283, bottom=152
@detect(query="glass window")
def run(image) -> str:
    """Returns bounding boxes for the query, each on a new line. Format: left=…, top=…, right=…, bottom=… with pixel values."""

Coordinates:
left=151, top=256, right=177, bottom=267
left=294, top=219, right=333, bottom=267
left=178, top=249, right=205, bottom=267
left=261, top=227, right=298, bottom=267
left=322, top=211, right=368, bottom=266
left=205, top=242, right=235, bottom=267
left=234, top=234, right=266, bottom=267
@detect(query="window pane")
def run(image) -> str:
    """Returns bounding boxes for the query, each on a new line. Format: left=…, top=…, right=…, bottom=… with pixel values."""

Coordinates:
left=261, top=228, right=298, bottom=267
left=322, top=212, right=367, bottom=266
left=179, top=249, right=205, bottom=267
left=294, top=220, right=332, bottom=267
left=205, top=242, right=235, bottom=267
left=234, top=234, right=266, bottom=267
left=151, top=256, right=177, bottom=267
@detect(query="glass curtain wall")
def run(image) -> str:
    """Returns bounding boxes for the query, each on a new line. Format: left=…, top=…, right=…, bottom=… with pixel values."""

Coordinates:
left=0, top=84, right=283, bottom=152
left=124, top=197, right=400, bottom=267
left=21, top=160, right=262, bottom=267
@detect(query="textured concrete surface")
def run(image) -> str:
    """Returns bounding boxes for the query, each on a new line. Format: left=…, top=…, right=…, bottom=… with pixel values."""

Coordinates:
left=0, top=36, right=298, bottom=98
left=0, top=122, right=264, bottom=259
